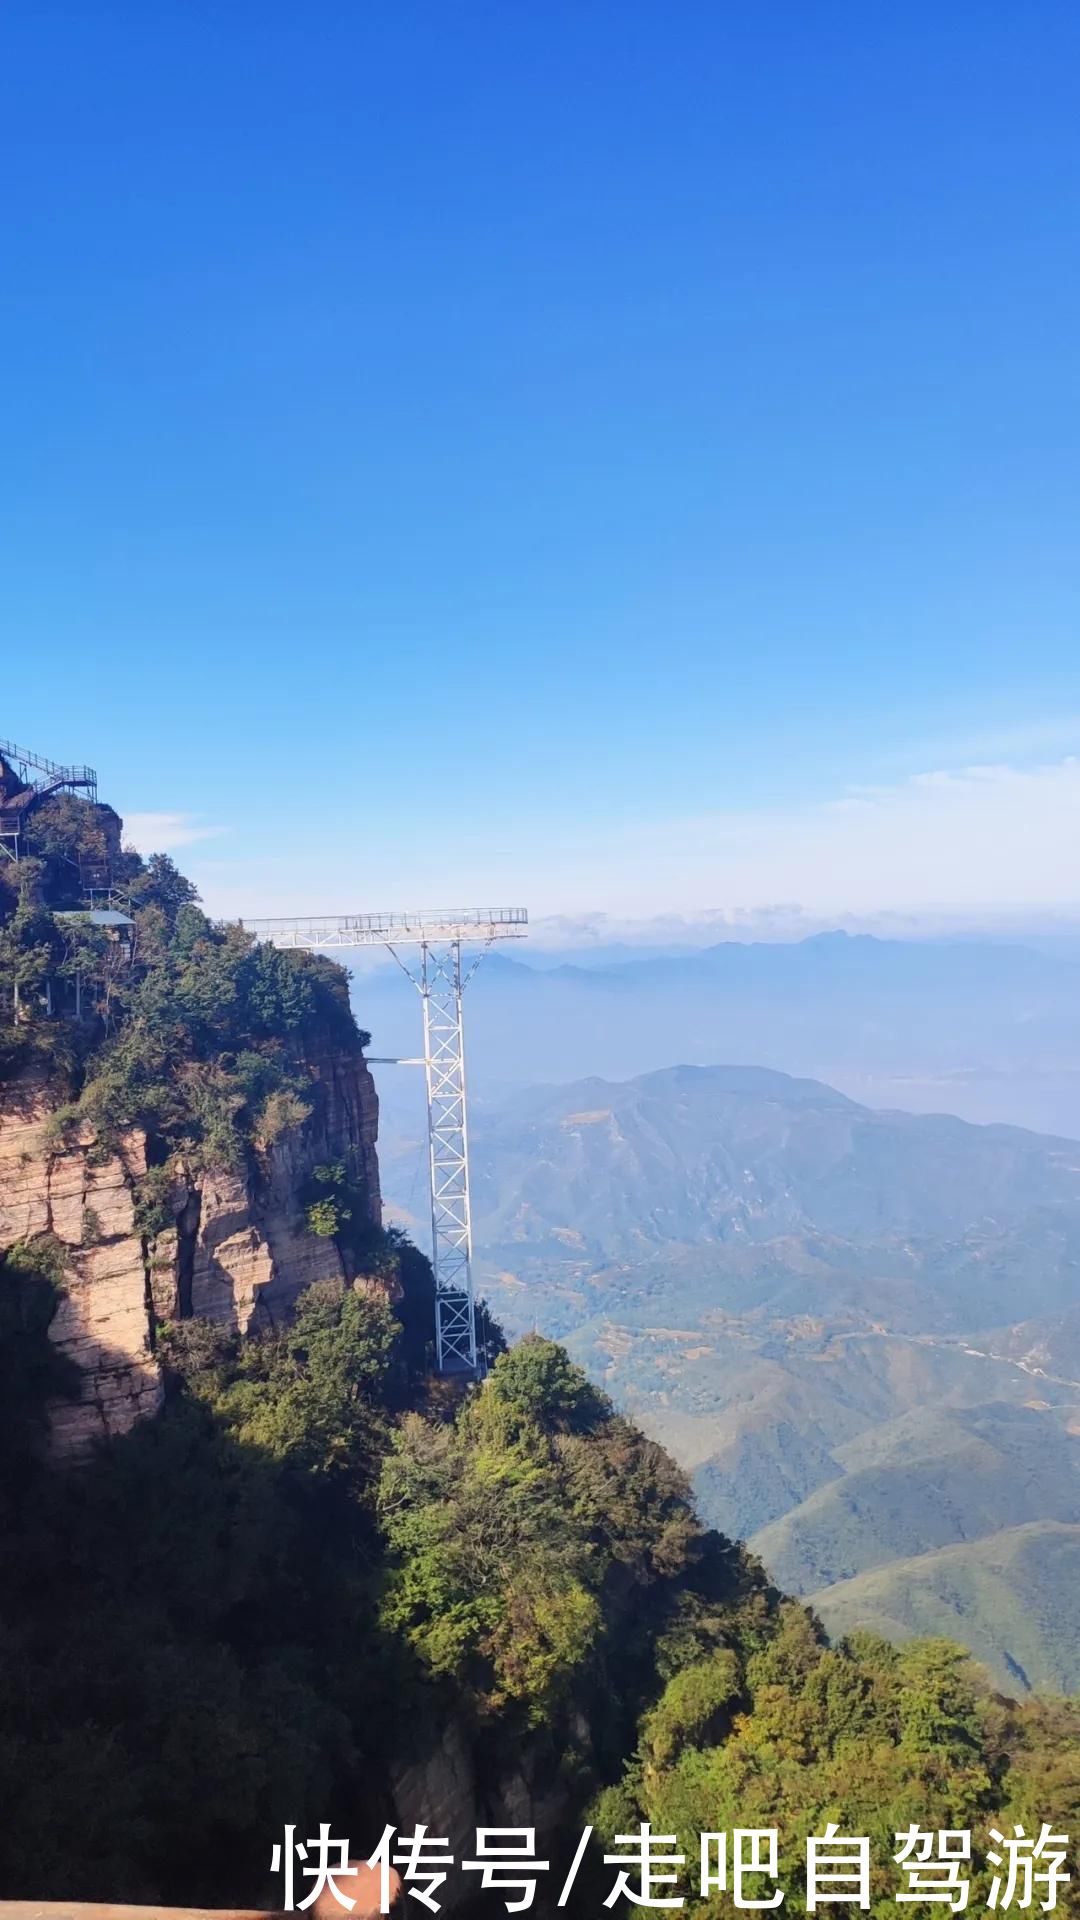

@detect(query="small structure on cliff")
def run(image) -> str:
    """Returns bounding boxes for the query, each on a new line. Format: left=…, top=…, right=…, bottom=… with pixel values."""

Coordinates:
left=0, top=738, right=99, bottom=865
left=1, top=736, right=128, bottom=1019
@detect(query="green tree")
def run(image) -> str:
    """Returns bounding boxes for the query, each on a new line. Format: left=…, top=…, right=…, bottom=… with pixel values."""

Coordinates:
left=0, top=885, right=56, bottom=1019
left=168, top=1277, right=400, bottom=1488
left=126, top=852, right=200, bottom=924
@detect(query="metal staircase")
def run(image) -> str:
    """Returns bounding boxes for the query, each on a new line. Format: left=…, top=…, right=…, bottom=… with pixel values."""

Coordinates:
left=0, top=738, right=99, bottom=861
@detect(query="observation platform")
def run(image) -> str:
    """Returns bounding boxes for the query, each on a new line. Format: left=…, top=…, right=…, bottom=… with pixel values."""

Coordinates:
left=241, top=907, right=527, bottom=950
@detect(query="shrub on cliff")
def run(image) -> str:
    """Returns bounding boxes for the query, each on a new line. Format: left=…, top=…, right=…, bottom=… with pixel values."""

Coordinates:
left=163, top=1275, right=401, bottom=1490
left=64, top=902, right=366, bottom=1174
left=1, top=799, right=368, bottom=1182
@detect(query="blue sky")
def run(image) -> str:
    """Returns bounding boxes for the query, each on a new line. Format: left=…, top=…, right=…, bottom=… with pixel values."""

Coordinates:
left=3, top=3, right=1079, bottom=929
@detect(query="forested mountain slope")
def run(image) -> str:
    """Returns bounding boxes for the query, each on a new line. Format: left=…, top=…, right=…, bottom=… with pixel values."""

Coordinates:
left=463, top=1064, right=1080, bottom=1692
left=813, top=1523, right=1080, bottom=1695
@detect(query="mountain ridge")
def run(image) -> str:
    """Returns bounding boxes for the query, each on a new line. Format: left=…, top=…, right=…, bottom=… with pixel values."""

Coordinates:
left=812, top=1522, right=1080, bottom=1695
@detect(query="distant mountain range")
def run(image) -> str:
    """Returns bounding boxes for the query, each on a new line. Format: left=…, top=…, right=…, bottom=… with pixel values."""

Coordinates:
left=357, top=930, right=1080, bottom=1136
left=418, top=1062, right=1080, bottom=1693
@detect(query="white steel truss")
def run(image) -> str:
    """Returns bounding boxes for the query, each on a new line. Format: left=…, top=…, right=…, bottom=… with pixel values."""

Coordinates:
left=416, top=941, right=475, bottom=1372
left=244, top=908, right=527, bottom=1374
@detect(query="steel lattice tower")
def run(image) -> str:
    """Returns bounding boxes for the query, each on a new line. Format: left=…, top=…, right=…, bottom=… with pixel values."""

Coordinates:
left=416, top=940, right=476, bottom=1370
left=244, top=908, right=527, bottom=1373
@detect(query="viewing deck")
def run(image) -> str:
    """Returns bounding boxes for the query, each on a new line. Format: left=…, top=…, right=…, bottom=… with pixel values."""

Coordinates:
left=242, top=907, right=528, bottom=950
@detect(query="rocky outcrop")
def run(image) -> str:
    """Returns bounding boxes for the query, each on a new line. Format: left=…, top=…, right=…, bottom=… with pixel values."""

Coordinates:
left=0, top=1045, right=381, bottom=1456
left=0, top=1072, right=162, bottom=1451
left=156, top=1044, right=383, bottom=1334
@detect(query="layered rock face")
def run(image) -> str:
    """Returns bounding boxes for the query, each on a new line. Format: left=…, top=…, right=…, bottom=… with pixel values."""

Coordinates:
left=159, top=1044, right=382, bottom=1333
left=0, top=1047, right=381, bottom=1456
left=0, top=1074, right=162, bottom=1452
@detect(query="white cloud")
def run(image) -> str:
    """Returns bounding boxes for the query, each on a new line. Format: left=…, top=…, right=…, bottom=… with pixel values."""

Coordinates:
left=173, top=752, right=1080, bottom=940
left=123, top=812, right=226, bottom=853
left=519, top=755, right=1080, bottom=924
left=884, top=715, right=1080, bottom=773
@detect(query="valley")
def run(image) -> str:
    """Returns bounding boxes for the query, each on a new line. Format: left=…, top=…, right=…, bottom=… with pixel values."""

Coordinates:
left=377, top=1058, right=1080, bottom=1693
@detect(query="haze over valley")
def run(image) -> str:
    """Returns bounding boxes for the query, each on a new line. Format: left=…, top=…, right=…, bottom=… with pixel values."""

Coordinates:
left=360, top=929, right=1080, bottom=1139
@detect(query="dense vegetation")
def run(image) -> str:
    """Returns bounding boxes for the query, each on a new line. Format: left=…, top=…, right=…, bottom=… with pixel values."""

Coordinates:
left=597, top=1609, right=1080, bottom=1915
left=0, top=791, right=364, bottom=1192
left=2, top=1264, right=1080, bottom=1913
left=2, top=800, right=1080, bottom=1914
left=0, top=1227, right=766, bottom=1905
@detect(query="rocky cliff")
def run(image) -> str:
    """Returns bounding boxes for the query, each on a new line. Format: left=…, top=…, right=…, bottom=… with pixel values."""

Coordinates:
left=0, top=1046, right=381, bottom=1456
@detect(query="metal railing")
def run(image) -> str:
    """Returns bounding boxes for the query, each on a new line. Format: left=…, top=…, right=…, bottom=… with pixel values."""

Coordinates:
left=241, top=907, right=527, bottom=949
left=0, top=738, right=97, bottom=798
